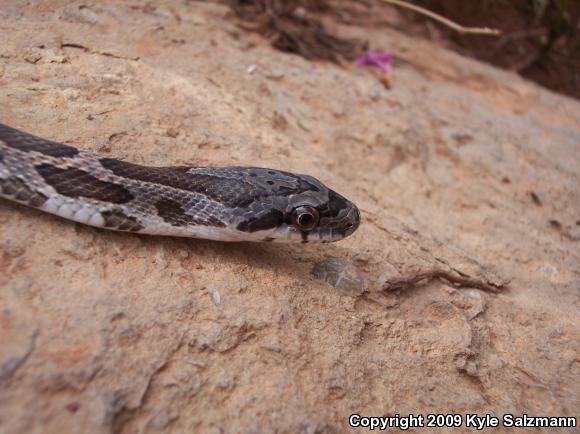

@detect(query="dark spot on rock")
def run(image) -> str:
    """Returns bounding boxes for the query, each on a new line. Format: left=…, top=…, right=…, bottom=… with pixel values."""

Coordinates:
left=66, top=402, right=80, bottom=413
left=452, top=133, right=474, bottom=146
left=36, top=164, right=134, bottom=204
left=529, top=191, right=542, bottom=206
left=166, top=128, right=179, bottom=138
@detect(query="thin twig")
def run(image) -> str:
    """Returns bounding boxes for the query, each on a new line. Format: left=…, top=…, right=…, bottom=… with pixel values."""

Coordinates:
left=382, top=269, right=508, bottom=292
left=377, top=0, right=502, bottom=36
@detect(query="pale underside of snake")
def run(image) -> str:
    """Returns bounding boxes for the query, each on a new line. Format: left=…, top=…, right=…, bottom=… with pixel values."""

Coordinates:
left=0, top=124, right=360, bottom=243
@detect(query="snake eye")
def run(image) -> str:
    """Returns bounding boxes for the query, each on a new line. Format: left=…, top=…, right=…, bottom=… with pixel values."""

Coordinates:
left=291, top=206, right=319, bottom=231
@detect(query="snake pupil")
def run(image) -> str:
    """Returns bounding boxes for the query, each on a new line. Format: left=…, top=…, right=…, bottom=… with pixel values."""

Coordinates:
left=299, top=214, right=313, bottom=226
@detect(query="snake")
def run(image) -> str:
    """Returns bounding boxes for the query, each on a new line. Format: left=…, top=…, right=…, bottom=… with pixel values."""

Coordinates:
left=0, top=123, right=360, bottom=243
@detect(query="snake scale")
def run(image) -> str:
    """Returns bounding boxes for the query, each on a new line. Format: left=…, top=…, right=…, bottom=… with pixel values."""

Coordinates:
left=0, top=123, right=360, bottom=243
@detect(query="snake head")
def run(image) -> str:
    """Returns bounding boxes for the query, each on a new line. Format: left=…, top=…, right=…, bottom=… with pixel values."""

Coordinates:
left=286, top=188, right=361, bottom=243
left=234, top=169, right=360, bottom=243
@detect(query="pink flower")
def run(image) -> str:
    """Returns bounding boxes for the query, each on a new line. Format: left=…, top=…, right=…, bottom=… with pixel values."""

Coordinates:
left=355, top=51, right=392, bottom=74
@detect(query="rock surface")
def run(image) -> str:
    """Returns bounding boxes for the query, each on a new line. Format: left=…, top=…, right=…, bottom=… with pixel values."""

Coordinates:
left=0, top=1, right=579, bottom=433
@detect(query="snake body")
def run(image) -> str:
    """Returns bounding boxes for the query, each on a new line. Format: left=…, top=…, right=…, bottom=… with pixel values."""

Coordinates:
left=0, top=124, right=360, bottom=243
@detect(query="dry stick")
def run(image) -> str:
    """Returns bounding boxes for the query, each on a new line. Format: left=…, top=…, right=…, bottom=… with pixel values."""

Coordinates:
left=377, top=0, right=502, bottom=36
left=383, top=269, right=507, bottom=293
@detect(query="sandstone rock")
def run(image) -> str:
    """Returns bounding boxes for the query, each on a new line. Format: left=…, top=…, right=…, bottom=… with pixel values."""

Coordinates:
left=0, top=1, right=578, bottom=433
